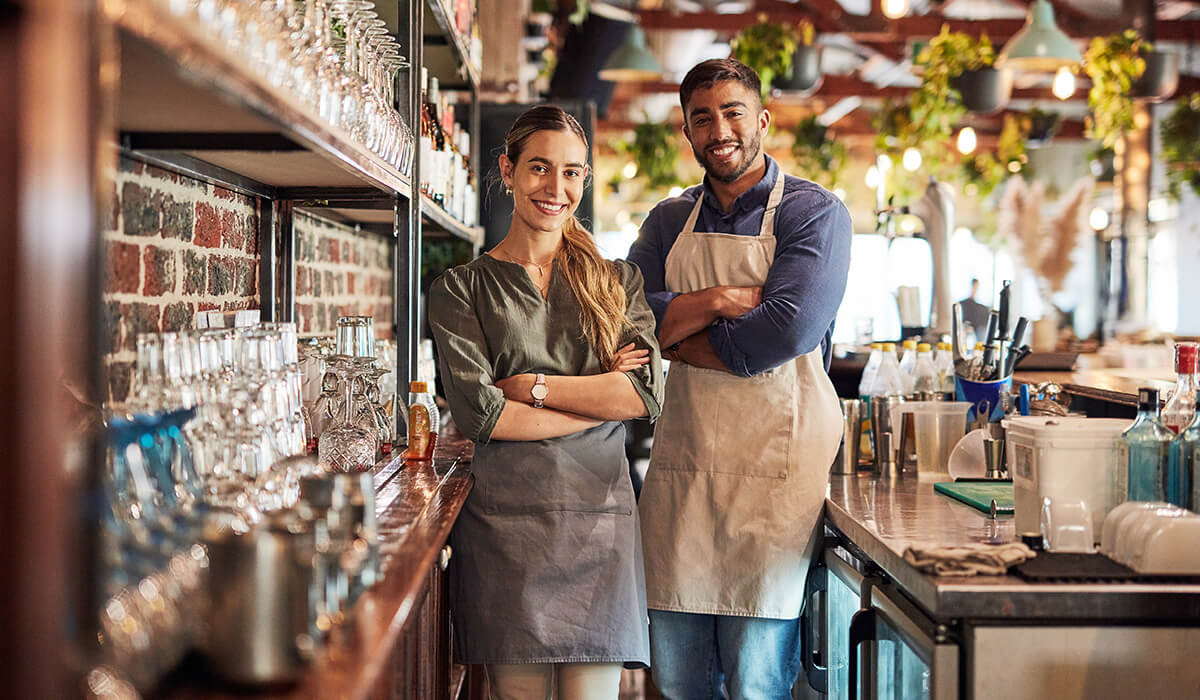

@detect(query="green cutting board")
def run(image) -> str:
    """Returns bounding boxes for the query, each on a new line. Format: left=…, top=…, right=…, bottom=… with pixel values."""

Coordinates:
left=934, top=481, right=1015, bottom=514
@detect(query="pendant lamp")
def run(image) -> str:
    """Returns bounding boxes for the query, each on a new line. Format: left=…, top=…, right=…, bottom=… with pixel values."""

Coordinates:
left=598, top=24, right=663, bottom=82
left=997, top=0, right=1081, bottom=73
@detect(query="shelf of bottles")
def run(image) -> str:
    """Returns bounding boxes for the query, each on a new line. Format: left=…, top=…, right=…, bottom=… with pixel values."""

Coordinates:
left=425, top=0, right=482, bottom=89
left=418, top=69, right=478, bottom=239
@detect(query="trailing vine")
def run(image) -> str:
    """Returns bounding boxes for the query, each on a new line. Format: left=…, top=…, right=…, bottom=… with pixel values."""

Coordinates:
left=1083, top=30, right=1149, bottom=148
left=790, top=116, right=847, bottom=190
left=1160, top=93, right=1200, bottom=199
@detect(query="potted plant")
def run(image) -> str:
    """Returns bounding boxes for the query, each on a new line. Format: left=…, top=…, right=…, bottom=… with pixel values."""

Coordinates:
left=916, top=26, right=1011, bottom=116
left=773, top=20, right=821, bottom=94
left=619, top=121, right=681, bottom=191
left=1132, top=49, right=1180, bottom=103
left=958, top=114, right=1027, bottom=199
left=1024, top=107, right=1061, bottom=147
left=790, top=116, right=846, bottom=190
left=730, top=15, right=798, bottom=99
left=1160, top=93, right=1200, bottom=200
left=1089, top=145, right=1116, bottom=183
left=1083, top=30, right=1148, bottom=148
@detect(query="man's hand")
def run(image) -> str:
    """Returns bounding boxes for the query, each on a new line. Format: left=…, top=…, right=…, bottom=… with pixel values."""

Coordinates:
left=608, top=342, right=651, bottom=373
left=494, top=374, right=536, bottom=404
left=711, top=286, right=762, bottom=319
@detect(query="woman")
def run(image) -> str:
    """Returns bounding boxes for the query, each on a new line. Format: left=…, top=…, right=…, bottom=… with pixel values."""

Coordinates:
left=428, top=104, right=663, bottom=698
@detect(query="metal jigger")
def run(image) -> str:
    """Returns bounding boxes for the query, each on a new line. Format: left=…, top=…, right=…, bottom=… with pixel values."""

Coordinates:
left=833, top=399, right=864, bottom=475
left=984, top=437, right=1006, bottom=479
left=870, top=395, right=905, bottom=474
left=874, top=432, right=901, bottom=479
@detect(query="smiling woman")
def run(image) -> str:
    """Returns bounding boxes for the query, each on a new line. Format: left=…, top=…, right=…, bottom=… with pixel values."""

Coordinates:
left=427, top=103, right=665, bottom=697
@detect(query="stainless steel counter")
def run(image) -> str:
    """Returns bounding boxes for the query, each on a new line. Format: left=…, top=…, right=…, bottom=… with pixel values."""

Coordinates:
left=825, top=474, right=1200, bottom=622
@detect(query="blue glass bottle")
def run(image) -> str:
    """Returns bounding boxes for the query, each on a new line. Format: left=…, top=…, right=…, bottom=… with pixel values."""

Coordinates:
left=1123, top=388, right=1174, bottom=502
left=1176, top=396, right=1200, bottom=509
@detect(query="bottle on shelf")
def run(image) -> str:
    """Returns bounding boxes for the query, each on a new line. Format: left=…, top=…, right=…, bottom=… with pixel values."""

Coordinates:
left=897, top=339, right=917, bottom=396
left=1122, top=387, right=1173, bottom=503
left=1162, top=343, right=1198, bottom=434
left=1174, top=395, right=1200, bottom=509
left=406, top=381, right=439, bottom=460
left=935, top=341, right=956, bottom=398
left=912, top=343, right=937, bottom=398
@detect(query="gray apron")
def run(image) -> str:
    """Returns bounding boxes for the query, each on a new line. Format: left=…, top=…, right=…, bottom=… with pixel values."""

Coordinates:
left=640, top=172, right=843, bottom=618
left=450, top=421, right=650, bottom=666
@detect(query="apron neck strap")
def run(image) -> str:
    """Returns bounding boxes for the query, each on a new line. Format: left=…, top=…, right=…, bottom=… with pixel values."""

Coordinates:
left=681, top=168, right=787, bottom=237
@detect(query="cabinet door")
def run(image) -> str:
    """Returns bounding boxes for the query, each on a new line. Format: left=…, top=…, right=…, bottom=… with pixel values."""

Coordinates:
left=868, top=585, right=957, bottom=700
left=826, top=553, right=866, bottom=699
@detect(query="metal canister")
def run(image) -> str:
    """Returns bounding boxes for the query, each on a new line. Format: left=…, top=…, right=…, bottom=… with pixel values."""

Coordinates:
left=833, top=399, right=864, bottom=475
left=870, top=395, right=905, bottom=474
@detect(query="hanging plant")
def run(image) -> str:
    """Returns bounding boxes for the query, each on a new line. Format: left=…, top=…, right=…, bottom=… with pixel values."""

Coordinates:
left=790, top=116, right=847, bottom=190
left=959, top=113, right=1027, bottom=200
left=910, top=26, right=999, bottom=144
left=618, top=122, right=681, bottom=190
left=730, top=15, right=799, bottom=99
left=1160, top=92, right=1200, bottom=200
left=1083, top=30, right=1149, bottom=148
left=1023, top=107, right=1061, bottom=146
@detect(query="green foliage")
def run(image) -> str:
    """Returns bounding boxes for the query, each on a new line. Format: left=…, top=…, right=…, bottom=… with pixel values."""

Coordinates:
left=421, top=238, right=475, bottom=289
left=1160, top=93, right=1200, bottom=200
left=1083, top=30, right=1149, bottom=148
left=730, top=16, right=798, bottom=98
left=908, top=26, right=996, bottom=146
left=790, top=116, right=847, bottom=190
left=958, top=113, right=1026, bottom=200
left=618, top=122, right=682, bottom=190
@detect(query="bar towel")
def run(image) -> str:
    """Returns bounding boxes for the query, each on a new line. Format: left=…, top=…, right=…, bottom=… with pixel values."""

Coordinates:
left=903, top=542, right=1035, bottom=576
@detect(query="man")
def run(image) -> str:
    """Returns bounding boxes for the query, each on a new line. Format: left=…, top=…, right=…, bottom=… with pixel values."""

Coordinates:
left=627, top=58, right=852, bottom=698
left=959, top=278, right=992, bottom=338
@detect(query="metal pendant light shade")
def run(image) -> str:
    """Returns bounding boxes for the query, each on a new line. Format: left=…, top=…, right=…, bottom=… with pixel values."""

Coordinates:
left=998, top=0, right=1082, bottom=72
left=598, top=24, right=663, bottom=82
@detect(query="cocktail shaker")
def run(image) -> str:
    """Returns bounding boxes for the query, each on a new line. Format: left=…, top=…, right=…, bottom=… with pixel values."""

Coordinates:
left=870, top=395, right=905, bottom=474
left=833, top=399, right=864, bottom=475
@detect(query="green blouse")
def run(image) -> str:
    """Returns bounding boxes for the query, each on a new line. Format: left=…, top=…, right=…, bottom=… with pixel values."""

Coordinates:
left=428, top=254, right=664, bottom=443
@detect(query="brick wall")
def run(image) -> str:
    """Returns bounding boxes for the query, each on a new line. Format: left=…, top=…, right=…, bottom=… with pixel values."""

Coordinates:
left=294, top=212, right=394, bottom=338
left=103, top=157, right=395, bottom=403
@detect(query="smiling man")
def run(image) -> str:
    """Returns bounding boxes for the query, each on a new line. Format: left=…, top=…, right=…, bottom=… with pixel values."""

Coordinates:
left=627, top=58, right=852, bottom=698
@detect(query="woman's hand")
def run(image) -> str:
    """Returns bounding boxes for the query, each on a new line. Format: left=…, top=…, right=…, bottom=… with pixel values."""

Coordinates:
left=608, top=343, right=650, bottom=373
left=495, top=374, right=536, bottom=403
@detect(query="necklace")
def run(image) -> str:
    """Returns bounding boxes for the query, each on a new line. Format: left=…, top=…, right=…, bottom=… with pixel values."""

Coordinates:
left=494, top=248, right=556, bottom=277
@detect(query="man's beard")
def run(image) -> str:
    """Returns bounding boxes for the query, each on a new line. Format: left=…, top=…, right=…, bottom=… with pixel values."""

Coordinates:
left=692, top=130, right=762, bottom=184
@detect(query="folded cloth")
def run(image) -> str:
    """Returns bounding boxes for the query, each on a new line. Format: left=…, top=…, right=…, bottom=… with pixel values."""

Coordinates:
left=903, top=542, right=1036, bottom=576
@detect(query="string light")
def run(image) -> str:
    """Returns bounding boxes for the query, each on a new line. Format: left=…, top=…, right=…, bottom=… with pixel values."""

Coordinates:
left=1052, top=67, right=1075, bottom=100
left=956, top=127, right=977, bottom=155
left=882, top=0, right=909, bottom=19
left=865, top=165, right=881, bottom=189
left=902, top=147, right=922, bottom=171
left=1089, top=208, right=1109, bottom=230
left=668, top=186, right=684, bottom=198
left=622, top=162, right=638, bottom=179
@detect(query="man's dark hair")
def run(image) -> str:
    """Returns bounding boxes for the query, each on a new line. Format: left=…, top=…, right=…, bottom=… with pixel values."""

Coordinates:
left=679, top=58, right=762, bottom=116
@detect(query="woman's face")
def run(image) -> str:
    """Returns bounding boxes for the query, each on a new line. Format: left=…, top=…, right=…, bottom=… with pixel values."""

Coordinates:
left=501, top=129, right=590, bottom=236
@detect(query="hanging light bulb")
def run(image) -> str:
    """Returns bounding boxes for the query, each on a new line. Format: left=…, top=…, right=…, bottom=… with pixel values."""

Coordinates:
left=877, top=153, right=893, bottom=173
left=1089, top=208, right=1109, bottom=230
left=865, top=165, right=881, bottom=189
left=622, top=162, right=638, bottom=179
left=902, top=147, right=922, bottom=171
left=956, top=127, right=977, bottom=155
left=881, top=0, right=909, bottom=19
left=1052, top=66, right=1075, bottom=100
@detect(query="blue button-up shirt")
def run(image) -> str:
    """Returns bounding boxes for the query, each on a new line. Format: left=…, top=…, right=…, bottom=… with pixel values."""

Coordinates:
left=627, top=155, right=852, bottom=377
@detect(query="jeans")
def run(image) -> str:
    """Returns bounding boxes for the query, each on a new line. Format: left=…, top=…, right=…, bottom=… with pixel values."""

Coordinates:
left=648, top=609, right=803, bottom=700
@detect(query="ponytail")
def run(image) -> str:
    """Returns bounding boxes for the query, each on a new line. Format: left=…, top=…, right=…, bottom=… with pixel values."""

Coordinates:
left=556, top=216, right=629, bottom=368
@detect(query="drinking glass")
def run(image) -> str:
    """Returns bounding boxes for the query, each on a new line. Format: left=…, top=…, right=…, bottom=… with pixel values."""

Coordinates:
left=318, top=356, right=378, bottom=472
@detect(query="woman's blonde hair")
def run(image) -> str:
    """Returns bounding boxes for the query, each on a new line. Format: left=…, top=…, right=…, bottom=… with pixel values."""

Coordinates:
left=504, top=105, right=629, bottom=367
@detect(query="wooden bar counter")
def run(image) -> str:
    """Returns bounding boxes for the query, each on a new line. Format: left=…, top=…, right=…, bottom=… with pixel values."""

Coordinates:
left=165, top=427, right=477, bottom=700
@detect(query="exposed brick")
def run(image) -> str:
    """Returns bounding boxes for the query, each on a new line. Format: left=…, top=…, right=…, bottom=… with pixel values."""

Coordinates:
left=105, top=189, right=120, bottom=233
left=106, top=241, right=140, bottom=294
left=182, top=250, right=207, bottom=295
left=162, top=302, right=194, bottom=332
left=312, top=269, right=323, bottom=296
left=102, top=301, right=122, bottom=355
left=296, top=267, right=309, bottom=296
left=142, top=247, right=176, bottom=296
left=299, top=230, right=316, bottom=260
left=194, top=202, right=222, bottom=248
left=118, top=155, right=143, bottom=175
left=341, top=242, right=351, bottom=263
left=208, top=255, right=235, bottom=296
left=108, top=361, right=134, bottom=404
left=123, top=302, right=162, bottom=351
left=221, top=208, right=243, bottom=250
left=297, top=303, right=313, bottom=334
left=122, top=181, right=161, bottom=236
left=347, top=272, right=355, bottom=295
left=245, top=214, right=260, bottom=255
left=213, top=185, right=240, bottom=203
left=235, top=259, right=256, bottom=297
left=198, top=302, right=220, bottom=312
left=324, top=271, right=335, bottom=297
left=161, top=195, right=193, bottom=240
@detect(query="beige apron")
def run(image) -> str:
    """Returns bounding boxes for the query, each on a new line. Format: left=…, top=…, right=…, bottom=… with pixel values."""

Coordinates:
left=640, top=173, right=843, bottom=619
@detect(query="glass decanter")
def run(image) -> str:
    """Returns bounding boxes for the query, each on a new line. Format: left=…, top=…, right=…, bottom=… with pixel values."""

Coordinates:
left=318, top=355, right=378, bottom=472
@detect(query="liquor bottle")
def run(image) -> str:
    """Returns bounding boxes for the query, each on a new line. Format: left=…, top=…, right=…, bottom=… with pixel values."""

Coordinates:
left=1162, top=343, right=1198, bottom=434
left=423, top=74, right=446, bottom=205
left=1173, top=395, right=1200, bottom=509
left=1122, top=387, right=1173, bottom=502
left=897, top=339, right=917, bottom=396
left=912, top=342, right=937, bottom=398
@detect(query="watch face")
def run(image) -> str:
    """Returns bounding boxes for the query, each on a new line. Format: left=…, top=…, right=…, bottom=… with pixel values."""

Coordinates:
left=531, top=384, right=549, bottom=400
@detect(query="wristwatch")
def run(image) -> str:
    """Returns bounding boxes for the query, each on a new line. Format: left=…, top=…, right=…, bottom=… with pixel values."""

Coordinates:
left=531, top=373, right=548, bottom=408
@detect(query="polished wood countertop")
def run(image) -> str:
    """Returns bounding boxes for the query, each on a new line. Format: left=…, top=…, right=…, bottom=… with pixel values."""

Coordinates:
left=1014, top=368, right=1175, bottom=407
left=167, top=429, right=476, bottom=699
left=825, top=474, right=1200, bottom=622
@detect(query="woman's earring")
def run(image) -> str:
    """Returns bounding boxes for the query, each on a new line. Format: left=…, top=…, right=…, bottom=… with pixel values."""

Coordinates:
left=504, top=184, right=513, bottom=196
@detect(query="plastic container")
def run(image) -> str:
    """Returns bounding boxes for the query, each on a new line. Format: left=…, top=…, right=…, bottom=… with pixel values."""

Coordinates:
left=890, top=401, right=971, bottom=479
left=1003, top=416, right=1130, bottom=541
left=956, top=374, right=1012, bottom=423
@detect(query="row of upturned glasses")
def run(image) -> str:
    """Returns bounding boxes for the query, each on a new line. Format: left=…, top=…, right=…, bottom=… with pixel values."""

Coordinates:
left=163, top=0, right=415, bottom=175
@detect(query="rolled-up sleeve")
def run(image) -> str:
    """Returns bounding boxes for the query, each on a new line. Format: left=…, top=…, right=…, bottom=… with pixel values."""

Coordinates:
left=428, top=270, right=507, bottom=443
left=708, top=191, right=852, bottom=377
left=615, top=261, right=665, bottom=421
left=626, top=208, right=679, bottom=331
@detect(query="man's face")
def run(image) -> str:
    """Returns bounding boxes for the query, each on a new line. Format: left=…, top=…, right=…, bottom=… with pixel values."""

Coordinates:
left=682, top=80, right=770, bottom=184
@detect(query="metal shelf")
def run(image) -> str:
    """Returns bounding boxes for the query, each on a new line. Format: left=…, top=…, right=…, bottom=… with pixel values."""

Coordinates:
left=420, top=196, right=483, bottom=245
left=424, top=0, right=480, bottom=89
left=112, top=0, right=413, bottom=212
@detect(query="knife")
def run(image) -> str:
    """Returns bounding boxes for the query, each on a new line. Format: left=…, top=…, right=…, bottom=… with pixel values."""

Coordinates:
left=981, top=311, right=1000, bottom=373
left=1004, top=317, right=1030, bottom=377
left=997, top=281, right=1011, bottom=342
